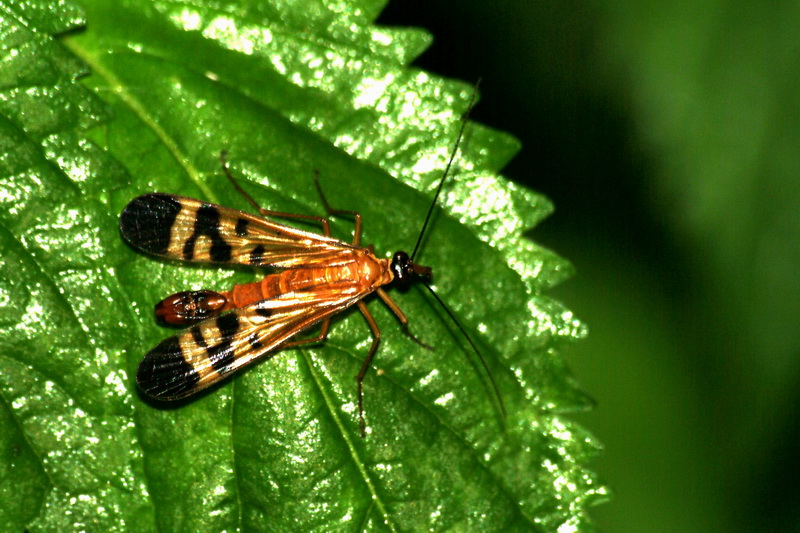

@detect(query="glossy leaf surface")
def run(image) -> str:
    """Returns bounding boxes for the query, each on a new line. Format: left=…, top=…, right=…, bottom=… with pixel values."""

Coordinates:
left=0, top=0, right=605, bottom=530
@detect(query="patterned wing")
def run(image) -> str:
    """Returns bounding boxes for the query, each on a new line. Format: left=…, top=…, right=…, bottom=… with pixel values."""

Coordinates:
left=136, top=285, right=364, bottom=400
left=120, top=193, right=356, bottom=268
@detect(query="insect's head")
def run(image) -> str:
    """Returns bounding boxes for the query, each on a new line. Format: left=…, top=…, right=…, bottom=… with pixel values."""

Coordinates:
left=391, top=251, right=432, bottom=288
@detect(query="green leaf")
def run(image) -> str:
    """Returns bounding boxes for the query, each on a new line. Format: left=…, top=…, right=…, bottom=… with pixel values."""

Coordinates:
left=0, top=0, right=606, bottom=531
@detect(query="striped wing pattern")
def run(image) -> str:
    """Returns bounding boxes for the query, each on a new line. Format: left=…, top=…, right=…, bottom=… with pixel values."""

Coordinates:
left=136, top=286, right=364, bottom=400
left=120, top=193, right=355, bottom=268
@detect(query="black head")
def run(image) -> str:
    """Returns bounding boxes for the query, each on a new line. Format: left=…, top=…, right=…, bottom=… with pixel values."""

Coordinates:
left=391, top=251, right=432, bottom=288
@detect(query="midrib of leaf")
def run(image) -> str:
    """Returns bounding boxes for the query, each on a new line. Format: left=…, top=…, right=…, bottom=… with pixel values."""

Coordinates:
left=322, top=335, right=536, bottom=526
left=61, top=38, right=218, bottom=204
left=229, top=378, right=244, bottom=533
left=300, top=346, right=396, bottom=532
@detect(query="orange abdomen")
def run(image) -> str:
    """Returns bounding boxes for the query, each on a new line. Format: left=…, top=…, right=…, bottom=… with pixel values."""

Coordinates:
left=224, top=263, right=359, bottom=309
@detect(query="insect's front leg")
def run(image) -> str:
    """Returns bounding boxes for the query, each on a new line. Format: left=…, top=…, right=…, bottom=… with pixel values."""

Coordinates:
left=279, top=318, right=331, bottom=349
left=375, top=288, right=432, bottom=350
left=355, top=300, right=381, bottom=437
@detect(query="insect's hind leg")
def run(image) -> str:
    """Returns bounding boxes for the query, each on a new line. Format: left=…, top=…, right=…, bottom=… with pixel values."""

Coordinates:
left=280, top=318, right=331, bottom=349
left=220, top=151, right=333, bottom=237
left=314, top=171, right=362, bottom=245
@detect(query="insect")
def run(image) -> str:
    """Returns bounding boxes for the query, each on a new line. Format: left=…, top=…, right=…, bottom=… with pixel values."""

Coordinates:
left=120, top=85, right=501, bottom=435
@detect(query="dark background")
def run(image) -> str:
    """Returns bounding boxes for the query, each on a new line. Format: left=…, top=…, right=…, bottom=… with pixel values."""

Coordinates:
left=379, top=2, right=800, bottom=532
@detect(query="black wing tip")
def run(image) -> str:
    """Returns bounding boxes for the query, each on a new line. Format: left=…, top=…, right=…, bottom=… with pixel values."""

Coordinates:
left=136, top=336, right=200, bottom=401
left=120, top=193, right=182, bottom=256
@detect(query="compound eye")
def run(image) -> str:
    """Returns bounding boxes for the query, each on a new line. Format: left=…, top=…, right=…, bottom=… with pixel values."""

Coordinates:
left=391, top=251, right=412, bottom=285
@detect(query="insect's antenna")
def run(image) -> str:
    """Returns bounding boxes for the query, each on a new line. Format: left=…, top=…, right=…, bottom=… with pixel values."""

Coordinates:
left=421, top=281, right=507, bottom=420
left=410, top=80, right=481, bottom=261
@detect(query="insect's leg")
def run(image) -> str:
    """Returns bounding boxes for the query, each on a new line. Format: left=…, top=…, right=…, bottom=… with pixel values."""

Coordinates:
left=280, top=318, right=331, bottom=349
left=314, top=171, right=362, bottom=245
left=220, top=150, right=264, bottom=212
left=375, top=288, right=432, bottom=350
left=355, top=300, right=381, bottom=437
left=220, top=151, right=333, bottom=236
